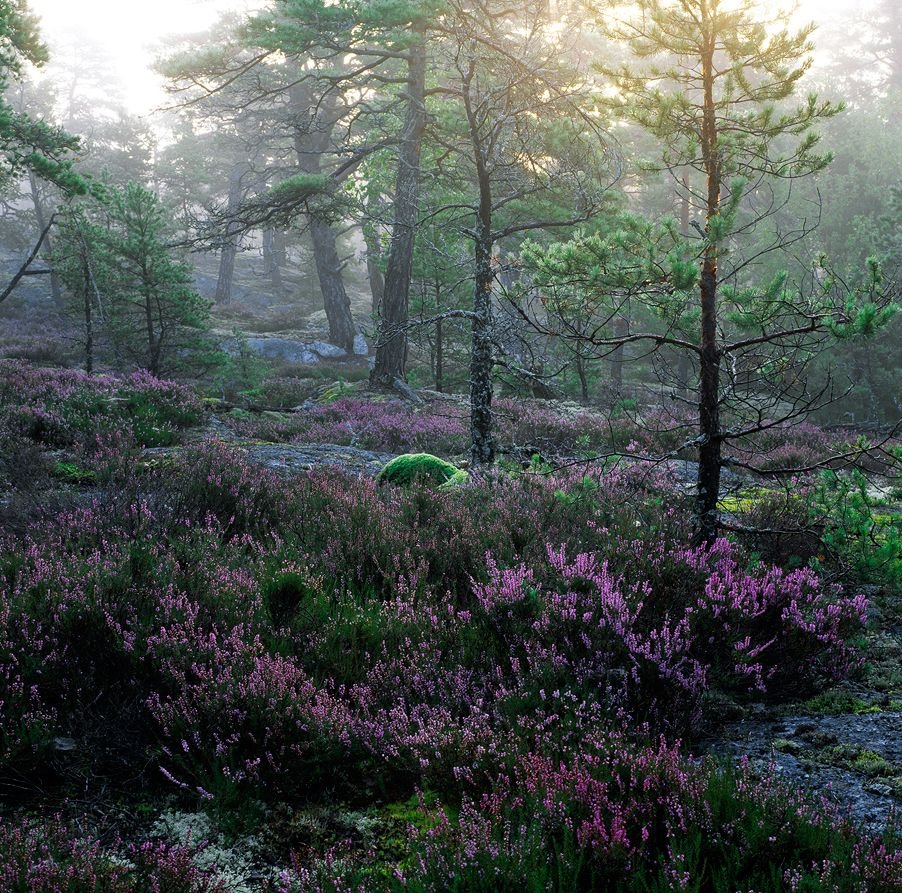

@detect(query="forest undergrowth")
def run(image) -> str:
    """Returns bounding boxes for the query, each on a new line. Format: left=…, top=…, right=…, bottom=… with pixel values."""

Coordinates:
left=0, top=363, right=900, bottom=892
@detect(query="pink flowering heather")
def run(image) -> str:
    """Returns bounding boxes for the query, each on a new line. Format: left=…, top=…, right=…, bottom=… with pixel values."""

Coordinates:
left=0, top=432, right=890, bottom=889
left=0, top=359, right=203, bottom=450
left=147, top=624, right=359, bottom=800
left=219, top=396, right=469, bottom=455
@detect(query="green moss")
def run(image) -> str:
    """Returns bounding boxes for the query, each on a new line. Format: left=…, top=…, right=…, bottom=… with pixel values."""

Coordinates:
left=438, top=468, right=469, bottom=491
left=800, top=691, right=875, bottom=716
left=383, top=793, right=442, bottom=830
left=817, top=743, right=898, bottom=778
left=717, top=487, right=776, bottom=514
left=376, top=453, right=461, bottom=488
left=317, top=380, right=352, bottom=404
left=852, top=750, right=894, bottom=777
left=771, top=738, right=805, bottom=755
left=52, top=461, right=96, bottom=485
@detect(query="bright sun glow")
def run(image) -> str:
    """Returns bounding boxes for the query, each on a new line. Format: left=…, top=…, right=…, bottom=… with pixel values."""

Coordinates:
left=28, top=0, right=262, bottom=116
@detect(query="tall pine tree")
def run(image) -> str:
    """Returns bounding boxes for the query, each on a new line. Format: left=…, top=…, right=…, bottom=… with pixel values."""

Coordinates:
left=594, top=0, right=846, bottom=541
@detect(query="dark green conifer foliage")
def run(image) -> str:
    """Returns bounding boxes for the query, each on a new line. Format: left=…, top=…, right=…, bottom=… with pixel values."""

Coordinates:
left=0, top=0, right=83, bottom=194
left=99, top=183, right=215, bottom=376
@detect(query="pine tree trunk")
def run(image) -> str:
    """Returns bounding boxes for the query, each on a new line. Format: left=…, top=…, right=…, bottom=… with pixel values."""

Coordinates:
left=262, top=227, right=284, bottom=293
left=695, top=34, right=723, bottom=545
left=215, top=162, right=248, bottom=305
left=289, top=83, right=356, bottom=352
left=215, top=242, right=237, bottom=306
left=371, top=37, right=427, bottom=386
left=310, top=217, right=355, bottom=352
left=466, top=57, right=496, bottom=467
left=697, top=267, right=721, bottom=544
left=470, top=224, right=495, bottom=466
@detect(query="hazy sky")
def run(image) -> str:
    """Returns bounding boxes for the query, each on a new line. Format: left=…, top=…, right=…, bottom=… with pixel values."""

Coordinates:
left=28, top=0, right=262, bottom=115
left=27, top=0, right=859, bottom=118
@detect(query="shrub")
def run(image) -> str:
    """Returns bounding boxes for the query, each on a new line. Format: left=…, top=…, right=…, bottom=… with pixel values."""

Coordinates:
left=0, top=360, right=203, bottom=450
left=0, top=817, right=228, bottom=893
left=147, top=632, right=362, bottom=804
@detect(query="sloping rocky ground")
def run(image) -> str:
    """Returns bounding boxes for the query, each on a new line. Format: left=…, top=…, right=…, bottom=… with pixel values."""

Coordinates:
left=702, top=584, right=902, bottom=833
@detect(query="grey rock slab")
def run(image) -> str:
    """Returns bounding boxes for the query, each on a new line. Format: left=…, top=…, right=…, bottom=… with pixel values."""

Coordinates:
left=309, top=340, right=348, bottom=359
left=706, top=711, right=902, bottom=833
left=239, top=442, right=395, bottom=478
left=243, top=338, right=320, bottom=365
left=230, top=337, right=361, bottom=364
left=143, top=440, right=395, bottom=478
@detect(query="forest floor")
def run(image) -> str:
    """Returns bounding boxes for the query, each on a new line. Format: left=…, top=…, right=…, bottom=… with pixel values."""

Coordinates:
left=2, top=365, right=900, bottom=891
left=128, top=397, right=902, bottom=839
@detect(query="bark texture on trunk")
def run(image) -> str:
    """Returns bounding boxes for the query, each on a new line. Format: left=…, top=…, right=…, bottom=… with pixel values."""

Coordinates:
left=464, top=56, right=496, bottom=467
left=310, top=217, right=355, bottom=352
left=371, top=38, right=427, bottom=386
left=470, top=226, right=495, bottom=466
left=290, top=83, right=356, bottom=352
left=214, top=241, right=237, bottom=306
left=214, top=162, right=247, bottom=305
left=695, top=32, right=723, bottom=545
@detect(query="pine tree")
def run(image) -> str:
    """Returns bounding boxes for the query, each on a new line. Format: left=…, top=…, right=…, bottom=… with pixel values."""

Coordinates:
left=517, top=1, right=898, bottom=542
left=0, top=1, right=82, bottom=193
left=598, top=0, right=845, bottom=542
left=100, top=183, right=214, bottom=376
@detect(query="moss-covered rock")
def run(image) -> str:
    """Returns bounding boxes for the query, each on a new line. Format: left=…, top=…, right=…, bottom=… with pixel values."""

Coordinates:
left=376, top=453, right=461, bottom=488
left=438, top=468, right=469, bottom=491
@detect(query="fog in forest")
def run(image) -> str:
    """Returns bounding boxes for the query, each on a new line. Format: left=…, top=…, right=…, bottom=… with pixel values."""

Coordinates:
left=3, top=0, right=897, bottom=427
